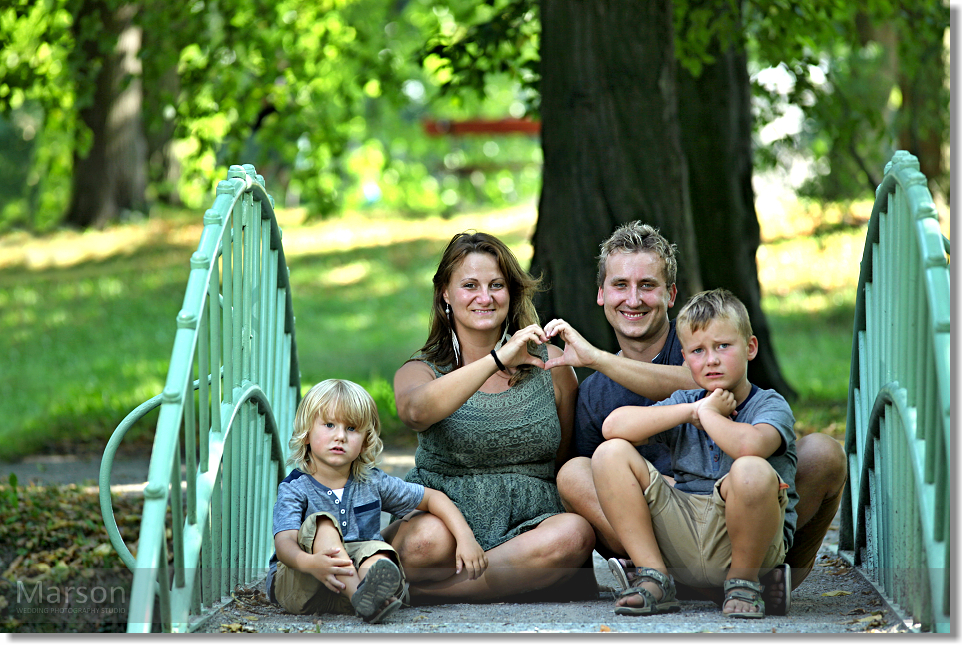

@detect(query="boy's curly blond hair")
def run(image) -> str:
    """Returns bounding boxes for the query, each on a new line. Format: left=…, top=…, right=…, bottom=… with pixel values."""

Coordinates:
left=287, top=379, right=383, bottom=482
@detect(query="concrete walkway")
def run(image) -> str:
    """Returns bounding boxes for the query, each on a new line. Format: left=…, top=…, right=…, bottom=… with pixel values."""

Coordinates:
left=0, top=450, right=914, bottom=634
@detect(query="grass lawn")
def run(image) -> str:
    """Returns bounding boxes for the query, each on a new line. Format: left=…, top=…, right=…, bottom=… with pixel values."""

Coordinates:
left=0, top=198, right=880, bottom=461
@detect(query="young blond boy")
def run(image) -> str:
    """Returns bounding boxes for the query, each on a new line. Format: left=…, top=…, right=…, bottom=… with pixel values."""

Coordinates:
left=591, top=289, right=798, bottom=618
left=267, top=379, right=486, bottom=623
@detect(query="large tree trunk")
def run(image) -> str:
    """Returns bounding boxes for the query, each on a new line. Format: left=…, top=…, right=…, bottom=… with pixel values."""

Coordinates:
left=676, top=31, right=796, bottom=399
left=533, top=0, right=701, bottom=360
left=143, top=64, right=182, bottom=206
left=66, top=1, right=147, bottom=229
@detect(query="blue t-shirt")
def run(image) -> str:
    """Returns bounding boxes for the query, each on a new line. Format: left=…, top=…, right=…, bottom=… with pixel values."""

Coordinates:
left=266, top=467, right=425, bottom=601
left=573, top=320, right=685, bottom=475
left=649, top=385, right=799, bottom=549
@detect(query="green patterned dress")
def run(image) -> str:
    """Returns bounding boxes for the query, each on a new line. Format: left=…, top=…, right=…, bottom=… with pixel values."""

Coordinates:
left=403, top=351, right=566, bottom=551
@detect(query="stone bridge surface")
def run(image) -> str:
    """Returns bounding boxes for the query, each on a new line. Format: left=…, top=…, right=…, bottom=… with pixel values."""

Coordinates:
left=1, top=450, right=912, bottom=634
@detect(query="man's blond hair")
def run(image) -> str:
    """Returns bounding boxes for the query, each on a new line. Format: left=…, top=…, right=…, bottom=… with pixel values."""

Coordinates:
left=597, top=221, right=677, bottom=287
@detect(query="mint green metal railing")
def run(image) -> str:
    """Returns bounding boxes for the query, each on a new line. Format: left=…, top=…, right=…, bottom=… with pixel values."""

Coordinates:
left=839, top=151, right=950, bottom=632
left=99, top=164, right=301, bottom=632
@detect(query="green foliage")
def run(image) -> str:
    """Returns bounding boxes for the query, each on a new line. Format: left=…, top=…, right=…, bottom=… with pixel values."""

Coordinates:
left=747, top=1, right=949, bottom=200
left=0, top=0, right=78, bottom=230
left=419, top=0, right=539, bottom=109
left=409, top=0, right=949, bottom=203
left=0, top=0, right=544, bottom=231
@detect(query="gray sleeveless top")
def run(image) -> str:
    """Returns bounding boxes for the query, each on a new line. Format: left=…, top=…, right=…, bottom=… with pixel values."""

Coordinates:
left=403, top=348, right=566, bottom=550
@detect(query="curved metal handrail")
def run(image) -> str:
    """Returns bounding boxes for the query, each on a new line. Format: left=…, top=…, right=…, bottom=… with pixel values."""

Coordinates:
left=100, top=165, right=301, bottom=632
left=100, top=370, right=224, bottom=569
left=839, top=151, right=950, bottom=632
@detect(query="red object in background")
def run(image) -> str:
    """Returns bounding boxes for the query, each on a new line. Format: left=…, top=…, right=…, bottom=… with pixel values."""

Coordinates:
left=422, top=118, right=541, bottom=136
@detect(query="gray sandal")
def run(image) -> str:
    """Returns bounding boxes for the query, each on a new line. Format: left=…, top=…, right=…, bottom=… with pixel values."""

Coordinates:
left=722, top=578, right=765, bottom=619
left=614, top=567, right=682, bottom=616
left=607, top=557, right=634, bottom=593
left=352, top=559, right=403, bottom=623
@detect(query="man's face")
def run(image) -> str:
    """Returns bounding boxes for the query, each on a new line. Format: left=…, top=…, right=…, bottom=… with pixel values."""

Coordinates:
left=597, top=250, right=677, bottom=350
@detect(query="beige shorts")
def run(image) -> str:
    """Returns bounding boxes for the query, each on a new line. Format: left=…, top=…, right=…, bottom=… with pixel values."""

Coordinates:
left=643, top=460, right=789, bottom=588
left=273, top=511, right=402, bottom=615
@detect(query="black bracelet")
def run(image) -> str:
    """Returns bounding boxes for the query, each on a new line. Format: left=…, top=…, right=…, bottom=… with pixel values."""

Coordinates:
left=491, top=349, right=507, bottom=372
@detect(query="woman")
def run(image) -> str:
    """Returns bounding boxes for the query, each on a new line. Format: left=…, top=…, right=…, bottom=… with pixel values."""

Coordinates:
left=383, top=231, right=594, bottom=603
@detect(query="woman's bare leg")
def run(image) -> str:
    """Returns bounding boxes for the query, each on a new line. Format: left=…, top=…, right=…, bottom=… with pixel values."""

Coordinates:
left=385, top=511, right=594, bottom=602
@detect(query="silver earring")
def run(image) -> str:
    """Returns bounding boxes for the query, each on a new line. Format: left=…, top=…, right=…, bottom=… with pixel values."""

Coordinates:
left=446, top=303, right=462, bottom=366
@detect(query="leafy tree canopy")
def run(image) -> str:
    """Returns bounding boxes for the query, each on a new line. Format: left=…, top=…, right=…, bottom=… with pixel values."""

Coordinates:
left=417, top=0, right=949, bottom=199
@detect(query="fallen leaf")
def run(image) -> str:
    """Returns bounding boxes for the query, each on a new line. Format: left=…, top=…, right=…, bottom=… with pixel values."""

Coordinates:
left=844, top=608, right=866, bottom=615
left=599, top=625, right=611, bottom=632
left=92, top=543, right=113, bottom=556
left=854, top=615, right=886, bottom=628
left=822, top=590, right=852, bottom=597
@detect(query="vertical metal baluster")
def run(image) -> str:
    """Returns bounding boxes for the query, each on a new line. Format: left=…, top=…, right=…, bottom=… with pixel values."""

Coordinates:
left=158, top=528, right=172, bottom=632
left=171, top=436, right=185, bottom=590
left=184, top=352, right=197, bottom=527
left=212, top=462, right=224, bottom=602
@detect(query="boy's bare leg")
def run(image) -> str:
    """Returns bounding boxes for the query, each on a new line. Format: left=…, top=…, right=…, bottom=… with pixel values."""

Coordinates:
left=719, top=456, right=781, bottom=615
left=591, top=439, right=669, bottom=609
left=756, top=433, right=847, bottom=609
left=557, top=457, right=625, bottom=556
left=312, top=516, right=359, bottom=598
left=384, top=512, right=594, bottom=602
left=317, top=519, right=401, bottom=613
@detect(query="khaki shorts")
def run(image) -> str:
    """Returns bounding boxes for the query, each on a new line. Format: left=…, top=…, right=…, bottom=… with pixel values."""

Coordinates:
left=644, top=460, right=789, bottom=588
left=273, top=511, right=403, bottom=615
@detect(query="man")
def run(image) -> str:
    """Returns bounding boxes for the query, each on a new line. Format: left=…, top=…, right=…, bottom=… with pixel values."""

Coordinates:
left=543, top=221, right=847, bottom=614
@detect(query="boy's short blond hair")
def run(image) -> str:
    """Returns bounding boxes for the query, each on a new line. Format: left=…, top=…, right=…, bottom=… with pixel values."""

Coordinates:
left=597, top=221, right=678, bottom=287
left=287, top=379, right=383, bottom=482
left=676, top=289, right=753, bottom=342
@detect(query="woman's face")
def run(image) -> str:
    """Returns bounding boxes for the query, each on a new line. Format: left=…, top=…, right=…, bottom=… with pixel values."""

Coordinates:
left=442, top=252, right=510, bottom=335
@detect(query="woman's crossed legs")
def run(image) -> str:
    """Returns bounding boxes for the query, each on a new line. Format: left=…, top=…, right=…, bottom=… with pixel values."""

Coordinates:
left=382, top=510, right=594, bottom=603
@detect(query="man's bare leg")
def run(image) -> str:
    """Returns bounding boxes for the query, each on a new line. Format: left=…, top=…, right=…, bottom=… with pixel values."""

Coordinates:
left=557, top=457, right=625, bottom=557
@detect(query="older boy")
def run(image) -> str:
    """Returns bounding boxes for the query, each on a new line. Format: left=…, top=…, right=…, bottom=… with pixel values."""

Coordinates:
left=590, top=289, right=797, bottom=618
